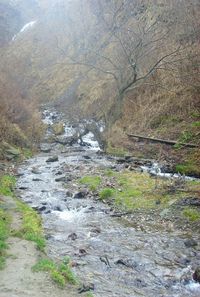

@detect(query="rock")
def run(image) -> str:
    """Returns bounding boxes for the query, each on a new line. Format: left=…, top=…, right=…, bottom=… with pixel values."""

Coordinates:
left=52, top=122, right=65, bottom=135
left=134, top=278, right=147, bottom=288
left=73, top=190, right=88, bottom=199
left=66, top=191, right=73, bottom=197
left=55, top=171, right=63, bottom=175
left=179, top=197, right=200, bottom=207
left=90, top=227, right=101, bottom=234
left=38, top=206, right=47, bottom=212
left=68, top=233, right=78, bottom=240
left=40, top=144, right=52, bottom=153
left=193, top=267, right=200, bottom=283
left=83, top=155, right=91, bottom=160
left=55, top=176, right=66, bottom=182
left=184, top=238, right=198, bottom=248
left=78, top=283, right=94, bottom=293
left=31, top=167, right=41, bottom=174
left=46, top=156, right=58, bottom=162
left=19, top=186, right=28, bottom=190
left=79, top=248, right=87, bottom=256
left=100, top=256, right=111, bottom=267
left=55, top=136, right=76, bottom=145
left=32, top=178, right=42, bottom=181
left=115, top=258, right=139, bottom=270
left=54, top=205, right=62, bottom=211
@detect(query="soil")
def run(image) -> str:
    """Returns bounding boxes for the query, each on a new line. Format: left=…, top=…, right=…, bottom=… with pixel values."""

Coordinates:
left=0, top=195, right=78, bottom=297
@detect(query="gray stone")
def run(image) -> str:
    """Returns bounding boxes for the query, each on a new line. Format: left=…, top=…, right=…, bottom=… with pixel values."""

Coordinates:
left=46, top=156, right=58, bottom=162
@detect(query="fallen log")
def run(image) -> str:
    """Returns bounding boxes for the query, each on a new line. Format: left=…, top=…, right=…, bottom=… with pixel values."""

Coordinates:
left=127, top=134, right=199, bottom=148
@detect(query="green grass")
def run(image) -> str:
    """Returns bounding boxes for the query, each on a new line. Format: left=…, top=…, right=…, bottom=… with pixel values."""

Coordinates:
left=182, top=207, right=200, bottom=222
left=0, top=175, right=16, bottom=196
left=192, top=121, right=200, bottom=127
left=32, top=257, right=77, bottom=288
left=104, top=169, right=115, bottom=177
left=104, top=171, right=185, bottom=211
left=86, top=293, right=94, bottom=297
left=175, top=162, right=200, bottom=176
left=80, top=175, right=101, bottom=191
left=0, top=208, right=10, bottom=269
left=99, top=188, right=115, bottom=200
left=15, top=201, right=45, bottom=251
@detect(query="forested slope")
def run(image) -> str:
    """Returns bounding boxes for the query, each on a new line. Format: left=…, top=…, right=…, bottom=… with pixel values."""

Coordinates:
left=0, top=0, right=199, bottom=173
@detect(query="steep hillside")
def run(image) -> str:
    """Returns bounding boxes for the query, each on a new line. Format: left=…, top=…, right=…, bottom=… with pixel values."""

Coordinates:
left=0, top=0, right=199, bottom=173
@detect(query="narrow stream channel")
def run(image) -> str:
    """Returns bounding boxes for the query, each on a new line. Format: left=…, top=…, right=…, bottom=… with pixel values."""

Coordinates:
left=16, top=110, right=200, bottom=297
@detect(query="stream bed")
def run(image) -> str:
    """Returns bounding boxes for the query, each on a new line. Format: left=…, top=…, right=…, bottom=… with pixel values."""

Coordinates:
left=16, top=110, right=200, bottom=297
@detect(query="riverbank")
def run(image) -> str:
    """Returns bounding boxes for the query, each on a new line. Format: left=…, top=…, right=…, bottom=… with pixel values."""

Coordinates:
left=0, top=109, right=200, bottom=297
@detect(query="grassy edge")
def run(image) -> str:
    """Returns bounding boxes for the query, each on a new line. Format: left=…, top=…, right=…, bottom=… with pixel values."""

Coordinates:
left=32, top=257, right=78, bottom=288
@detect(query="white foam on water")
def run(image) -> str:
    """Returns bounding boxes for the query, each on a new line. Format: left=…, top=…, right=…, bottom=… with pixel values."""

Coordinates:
left=54, top=208, right=86, bottom=223
left=186, top=281, right=200, bottom=291
left=82, top=132, right=100, bottom=151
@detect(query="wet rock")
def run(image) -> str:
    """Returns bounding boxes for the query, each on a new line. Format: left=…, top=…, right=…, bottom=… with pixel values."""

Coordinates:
left=134, top=278, right=147, bottom=288
left=79, top=248, right=87, bottom=256
left=66, top=191, right=73, bottom=197
left=31, top=167, right=41, bottom=174
left=54, top=205, right=62, bottom=211
left=184, top=238, right=198, bottom=248
left=55, top=171, right=63, bottom=175
left=73, top=190, right=88, bottom=199
left=193, top=267, right=200, bottom=283
left=115, top=259, right=139, bottom=270
left=38, top=206, right=47, bottom=212
left=68, top=233, right=78, bottom=241
left=55, top=176, right=66, bottom=182
left=90, top=227, right=101, bottom=234
left=56, top=136, right=76, bottom=145
left=19, top=186, right=28, bottom=190
left=100, top=256, right=111, bottom=267
left=32, top=178, right=43, bottom=181
left=46, top=156, right=58, bottom=162
left=40, top=144, right=52, bottom=153
left=78, top=283, right=94, bottom=293
left=83, top=155, right=91, bottom=160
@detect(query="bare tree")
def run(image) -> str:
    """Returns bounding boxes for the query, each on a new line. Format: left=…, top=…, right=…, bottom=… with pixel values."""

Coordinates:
left=54, top=0, right=186, bottom=123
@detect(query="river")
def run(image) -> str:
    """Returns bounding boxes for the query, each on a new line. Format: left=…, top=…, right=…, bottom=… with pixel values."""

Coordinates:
left=16, top=109, right=200, bottom=297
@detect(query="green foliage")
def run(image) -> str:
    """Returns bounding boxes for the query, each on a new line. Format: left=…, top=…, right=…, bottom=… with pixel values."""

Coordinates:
left=175, top=131, right=193, bottom=149
left=80, top=176, right=101, bottom=191
left=182, top=207, right=200, bottom=222
left=16, top=201, right=45, bottom=251
left=32, top=257, right=77, bottom=288
left=0, top=208, right=10, bottom=269
left=192, top=121, right=200, bottom=127
left=51, top=270, right=66, bottom=287
left=99, top=188, right=115, bottom=200
left=86, top=293, right=94, bottom=297
left=0, top=175, right=16, bottom=196
left=104, top=169, right=115, bottom=177
left=32, top=258, right=56, bottom=272
left=175, top=162, right=200, bottom=176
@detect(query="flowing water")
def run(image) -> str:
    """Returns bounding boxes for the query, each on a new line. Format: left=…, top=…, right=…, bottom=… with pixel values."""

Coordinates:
left=16, top=110, right=200, bottom=297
